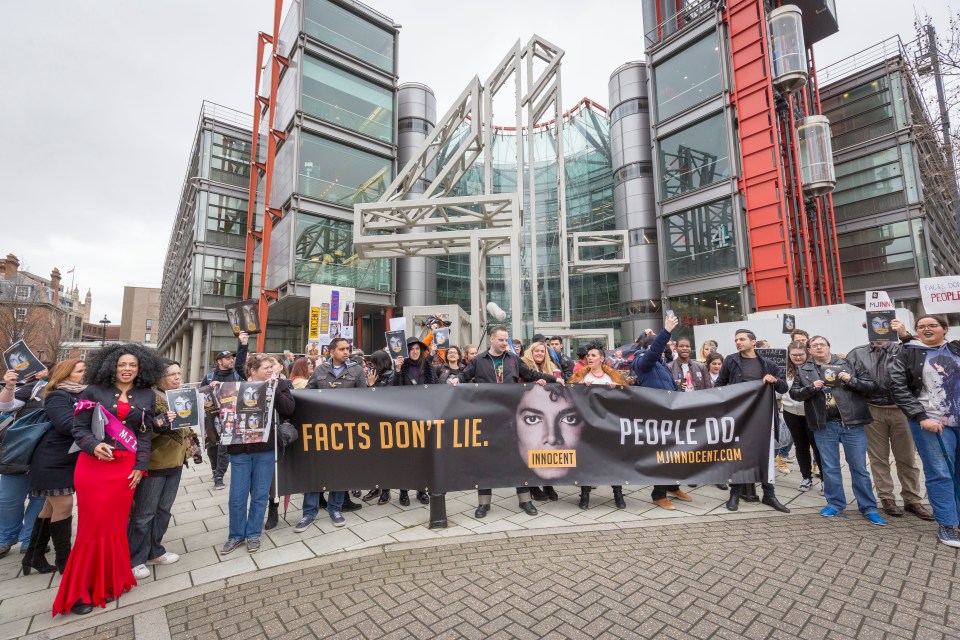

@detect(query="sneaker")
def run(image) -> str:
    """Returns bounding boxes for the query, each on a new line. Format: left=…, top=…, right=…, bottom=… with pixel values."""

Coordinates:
left=246, top=538, right=261, bottom=553
left=132, top=564, right=151, bottom=580
left=865, top=513, right=887, bottom=526
left=330, top=511, right=346, bottom=527
left=221, top=539, right=243, bottom=554
left=146, top=552, right=179, bottom=565
left=293, top=516, right=315, bottom=533
left=820, top=506, right=840, bottom=518
left=214, top=481, right=226, bottom=491
left=937, top=524, right=960, bottom=548
left=775, top=455, right=790, bottom=475
left=798, top=478, right=812, bottom=492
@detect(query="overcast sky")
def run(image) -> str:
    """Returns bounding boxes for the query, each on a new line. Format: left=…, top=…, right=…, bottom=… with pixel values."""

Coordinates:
left=1, top=0, right=957, bottom=324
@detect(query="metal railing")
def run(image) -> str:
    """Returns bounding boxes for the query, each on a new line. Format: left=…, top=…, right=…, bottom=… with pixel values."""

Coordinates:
left=644, top=0, right=720, bottom=47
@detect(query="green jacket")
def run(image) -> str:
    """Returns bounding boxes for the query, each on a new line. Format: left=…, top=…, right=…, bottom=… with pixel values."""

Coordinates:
left=151, top=391, right=190, bottom=471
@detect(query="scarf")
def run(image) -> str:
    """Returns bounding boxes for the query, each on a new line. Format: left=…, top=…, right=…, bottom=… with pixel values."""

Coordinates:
left=55, top=381, right=87, bottom=395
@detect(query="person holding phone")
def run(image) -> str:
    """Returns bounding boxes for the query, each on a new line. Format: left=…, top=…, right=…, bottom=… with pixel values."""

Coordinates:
left=53, top=344, right=160, bottom=616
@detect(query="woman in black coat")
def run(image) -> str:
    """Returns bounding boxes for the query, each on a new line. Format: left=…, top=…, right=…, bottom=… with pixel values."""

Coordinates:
left=382, top=338, right=435, bottom=506
left=22, top=359, right=87, bottom=576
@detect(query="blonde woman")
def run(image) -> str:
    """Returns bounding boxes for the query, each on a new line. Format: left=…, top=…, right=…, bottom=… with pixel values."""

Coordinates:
left=698, top=340, right=718, bottom=363
left=522, top=343, right=562, bottom=379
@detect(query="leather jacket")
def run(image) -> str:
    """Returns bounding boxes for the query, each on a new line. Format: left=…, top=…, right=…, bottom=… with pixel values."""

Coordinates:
left=890, top=340, right=960, bottom=422
left=306, top=360, right=368, bottom=389
left=789, top=355, right=876, bottom=431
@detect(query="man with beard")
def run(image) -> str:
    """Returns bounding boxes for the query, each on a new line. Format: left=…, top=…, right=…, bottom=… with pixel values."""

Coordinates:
left=716, top=329, right=791, bottom=513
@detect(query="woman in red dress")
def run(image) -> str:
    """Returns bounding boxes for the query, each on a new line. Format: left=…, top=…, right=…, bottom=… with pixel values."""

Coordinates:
left=52, top=344, right=160, bottom=616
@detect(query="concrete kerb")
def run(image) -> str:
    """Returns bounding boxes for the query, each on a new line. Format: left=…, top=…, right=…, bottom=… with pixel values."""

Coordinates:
left=18, top=509, right=828, bottom=640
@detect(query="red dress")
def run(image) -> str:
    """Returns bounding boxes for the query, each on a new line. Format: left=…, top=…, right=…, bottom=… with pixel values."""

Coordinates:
left=52, top=401, right=138, bottom=616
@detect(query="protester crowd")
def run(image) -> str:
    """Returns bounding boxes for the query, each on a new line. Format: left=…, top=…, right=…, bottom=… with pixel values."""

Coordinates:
left=0, top=312, right=957, bottom=617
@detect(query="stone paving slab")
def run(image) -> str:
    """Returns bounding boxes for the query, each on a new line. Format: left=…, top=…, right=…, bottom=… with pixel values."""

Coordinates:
left=3, top=452, right=946, bottom=638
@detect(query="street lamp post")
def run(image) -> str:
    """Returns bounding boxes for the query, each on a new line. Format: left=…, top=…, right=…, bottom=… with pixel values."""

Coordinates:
left=100, top=315, right=110, bottom=347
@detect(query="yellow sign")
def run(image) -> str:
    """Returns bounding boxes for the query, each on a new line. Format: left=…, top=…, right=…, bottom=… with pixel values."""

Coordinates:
left=309, top=307, right=320, bottom=339
left=527, top=450, right=577, bottom=468
left=320, top=304, right=330, bottom=334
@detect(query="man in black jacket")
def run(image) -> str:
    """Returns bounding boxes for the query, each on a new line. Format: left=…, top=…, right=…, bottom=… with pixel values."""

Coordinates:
left=790, top=335, right=886, bottom=525
left=450, top=325, right=563, bottom=517
left=846, top=319, right=932, bottom=520
left=203, top=331, right=249, bottom=491
left=548, top=336, right=574, bottom=380
left=716, top=328, right=791, bottom=513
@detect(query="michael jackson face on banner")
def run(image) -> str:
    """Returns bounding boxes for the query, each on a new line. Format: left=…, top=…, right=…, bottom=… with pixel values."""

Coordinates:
left=514, top=385, right=584, bottom=481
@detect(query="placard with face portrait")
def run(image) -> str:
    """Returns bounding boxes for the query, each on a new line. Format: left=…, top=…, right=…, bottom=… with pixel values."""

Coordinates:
left=385, top=329, right=408, bottom=359
left=224, top=299, right=261, bottom=335
left=2, top=340, right=45, bottom=381
left=165, top=388, right=201, bottom=430
left=215, top=380, right=274, bottom=445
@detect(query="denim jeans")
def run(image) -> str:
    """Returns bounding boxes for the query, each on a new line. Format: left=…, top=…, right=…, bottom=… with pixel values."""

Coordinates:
left=0, top=474, right=45, bottom=546
left=327, top=491, right=346, bottom=516
left=227, top=451, right=274, bottom=541
left=302, top=491, right=323, bottom=520
left=128, top=467, right=183, bottom=566
left=907, top=422, right=960, bottom=527
left=813, top=420, right=878, bottom=515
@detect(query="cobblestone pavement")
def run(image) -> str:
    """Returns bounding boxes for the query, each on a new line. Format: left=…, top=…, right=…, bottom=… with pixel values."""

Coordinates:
left=56, top=513, right=959, bottom=640
left=7, top=453, right=954, bottom=639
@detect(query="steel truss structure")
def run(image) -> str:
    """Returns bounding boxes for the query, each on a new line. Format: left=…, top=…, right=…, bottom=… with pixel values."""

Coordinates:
left=355, top=35, right=627, bottom=346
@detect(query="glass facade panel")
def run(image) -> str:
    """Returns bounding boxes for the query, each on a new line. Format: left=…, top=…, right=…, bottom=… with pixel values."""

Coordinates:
left=658, top=112, right=731, bottom=199
left=201, top=255, right=246, bottom=301
left=823, top=77, right=898, bottom=151
left=664, top=198, right=738, bottom=280
left=304, top=0, right=394, bottom=73
left=837, top=221, right=917, bottom=291
left=204, top=193, right=248, bottom=248
left=299, top=132, right=392, bottom=205
left=294, top=213, right=391, bottom=292
left=302, top=55, right=393, bottom=142
left=667, top=287, right=743, bottom=346
left=912, top=219, right=930, bottom=278
left=610, top=97, right=648, bottom=123
left=435, top=105, right=620, bottom=337
left=900, top=143, right=920, bottom=204
left=654, top=34, right=723, bottom=121
left=208, top=133, right=251, bottom=187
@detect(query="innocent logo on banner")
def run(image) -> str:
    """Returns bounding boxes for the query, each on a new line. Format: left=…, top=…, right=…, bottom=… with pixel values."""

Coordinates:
left=528, top=450, right=577, bottom=468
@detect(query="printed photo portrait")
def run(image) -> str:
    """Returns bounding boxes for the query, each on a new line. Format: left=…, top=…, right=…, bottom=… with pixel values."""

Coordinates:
left=514, top=385, right=584, bottom=481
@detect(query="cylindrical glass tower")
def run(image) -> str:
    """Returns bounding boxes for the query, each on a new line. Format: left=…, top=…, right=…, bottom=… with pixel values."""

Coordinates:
left=768, top=5, right=808, bottom=94
left=797, top=115, right=836, bottom=196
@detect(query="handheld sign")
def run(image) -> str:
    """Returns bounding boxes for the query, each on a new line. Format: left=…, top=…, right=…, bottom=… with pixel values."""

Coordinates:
left=782, top=314, right=796, bottom=334
left=385, top=330, right=408, bottom=359
left=865, top=290, right=895, bottom=342
left=224, top=299, right=261, bottom=335
left=165, top=388, right=201, bottom=431
left=755, top=348, right=787, bottom=379
left=2, top=340, right=45, bottom=381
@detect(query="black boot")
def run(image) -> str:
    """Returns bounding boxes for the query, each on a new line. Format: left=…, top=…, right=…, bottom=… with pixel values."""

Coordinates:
left=544, top=486, right=559, bottom=501
left=71, top=600, right=94, bottom=615
left=725, top=494, right=739, bottom=511
left=22, top=517, right=55, bottom=575
left=50, top=517, right=73, bottom=575
left=761, top=493, right=790, bottom=513
left=399, top=490, right=410, bottom=506
left=378, top=490, right=391, bottom=505
left=578, top=487, right=590, bottom=510
left=416, top=491, right=430, bottom=505
left=362, top=489, right=381, bottom=502
left=264, top=501, right=279, bottom=530
left=613, top=487, right=626, bottom=509
left=742, top=484, right=760, bottom=502
left=529, top=487, right=548, bottom=502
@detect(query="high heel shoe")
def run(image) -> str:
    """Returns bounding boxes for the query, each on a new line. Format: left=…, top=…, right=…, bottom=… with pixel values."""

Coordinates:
left=21, top=517, right=55, bottom=576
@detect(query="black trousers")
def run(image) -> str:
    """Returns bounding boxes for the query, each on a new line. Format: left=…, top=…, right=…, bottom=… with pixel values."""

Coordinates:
left=478, top=488, right=530, bottom=502
left=650, top=485, right=675, bottom=500
left=783, top=411, right=823, bottom=480
left=730, top=482, right=775, bottom=498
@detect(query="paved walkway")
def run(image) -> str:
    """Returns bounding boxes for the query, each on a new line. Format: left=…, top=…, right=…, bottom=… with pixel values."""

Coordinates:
left=3, top=455, right=953, bottom=639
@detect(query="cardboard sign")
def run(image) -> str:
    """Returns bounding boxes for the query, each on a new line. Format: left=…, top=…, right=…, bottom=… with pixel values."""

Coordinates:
left=2, top=340, right=45, bottom=381
left=165, top=388, right=202, bottom=430
left=385, top=330, right=408, bottom=359
left=755, top=348, right=787, bottom=379
left=865, top=290, right=894, bottom=311
left=782, top=314, right=796, bottom=334
left=920, top=276, right=960, bottom=314
left=224, top=299, right=261, bottom=335
left=216, top=380, right=275, bottom=445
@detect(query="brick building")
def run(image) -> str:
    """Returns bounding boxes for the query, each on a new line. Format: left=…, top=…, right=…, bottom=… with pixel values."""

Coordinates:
left=0, top=253, right=92, bottom=363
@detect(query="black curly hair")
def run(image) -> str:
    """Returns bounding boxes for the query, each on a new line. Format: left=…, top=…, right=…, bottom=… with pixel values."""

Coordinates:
left=84, top=343, right=165, bottom=388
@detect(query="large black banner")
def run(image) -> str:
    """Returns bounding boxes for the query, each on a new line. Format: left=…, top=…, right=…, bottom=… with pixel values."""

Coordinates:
left=277, top=381, right=775, bottom=494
